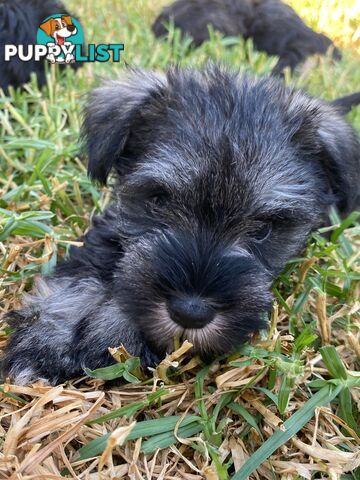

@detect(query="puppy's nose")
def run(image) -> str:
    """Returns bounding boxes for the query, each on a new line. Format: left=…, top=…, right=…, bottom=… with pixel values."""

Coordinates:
left=67, top=24, right=75, bottom=32
left=168, top=297, right=214, bottom=329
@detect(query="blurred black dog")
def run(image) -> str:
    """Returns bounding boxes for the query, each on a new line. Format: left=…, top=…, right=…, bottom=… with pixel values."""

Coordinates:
left=0, top=0, right=82, bottom=93
left=2, top=66, right=360, bottom=385
left=152, top=0, right=341, bottom=75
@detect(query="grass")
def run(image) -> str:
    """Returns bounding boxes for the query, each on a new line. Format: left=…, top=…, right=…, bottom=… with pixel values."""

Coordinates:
left=0, top=0, right=359, bottom=478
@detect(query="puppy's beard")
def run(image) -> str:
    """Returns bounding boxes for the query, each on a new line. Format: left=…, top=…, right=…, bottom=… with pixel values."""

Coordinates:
left=185, top=314, right=229, bottom=354
left=152, top=303, right=230, bottom=355
left=153, top=303, right=184, bottom=351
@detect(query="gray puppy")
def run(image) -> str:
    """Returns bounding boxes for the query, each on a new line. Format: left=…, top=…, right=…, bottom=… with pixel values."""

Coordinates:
left=152, top=0, right=341, bottom=76
left=2, top=66, right=360, bottom=385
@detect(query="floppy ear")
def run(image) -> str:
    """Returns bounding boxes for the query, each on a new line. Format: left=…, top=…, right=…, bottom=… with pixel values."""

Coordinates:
left=318, top=107, right=359, bottom=213
left=39, top=18, right=54, bottom=36
left=82, top=70, right=167, bottom=184
left=61, top=15, right=73, bottom=26
left=289, top=95, right=360, bottom=215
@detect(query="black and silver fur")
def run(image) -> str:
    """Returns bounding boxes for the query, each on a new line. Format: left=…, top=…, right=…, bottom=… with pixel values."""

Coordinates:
left=2, top=66, right=360, bottom=384
left=152, top=0, right=341, bottom=76
left=0, top=0, right=82, bottom=93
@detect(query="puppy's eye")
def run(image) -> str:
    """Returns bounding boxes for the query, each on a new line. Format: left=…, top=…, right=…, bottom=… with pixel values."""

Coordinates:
left=253, top=222, right=272, bottom=242
left=62, top=22, right=67, bottom=27
left=147, top=190, right=169, bottom=207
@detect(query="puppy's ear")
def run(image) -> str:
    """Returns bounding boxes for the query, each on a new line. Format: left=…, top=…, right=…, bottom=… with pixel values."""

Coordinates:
left=290, top=97, right=360, bottom=214
left=39, top=18, right=54, bottom=36
left=61, top=15, right=73, bottom=26
left=61, top=15, right=72, bottom=25
left=82, top=70, right=167, bottom=184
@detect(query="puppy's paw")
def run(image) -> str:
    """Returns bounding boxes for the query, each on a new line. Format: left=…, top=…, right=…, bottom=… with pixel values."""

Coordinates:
left=1, top=355, right=48, bottom=385
left=65, top=53, right=75, bottom=63
left=2, top=333, right=55, bottom=385
left=1, top=310, right=73, bottom=385
left=46, top=53, right=56, bottom=63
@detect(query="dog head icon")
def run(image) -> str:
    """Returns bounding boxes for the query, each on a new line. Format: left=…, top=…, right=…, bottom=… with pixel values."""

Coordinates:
left=40, top=15, right=77, bottom=45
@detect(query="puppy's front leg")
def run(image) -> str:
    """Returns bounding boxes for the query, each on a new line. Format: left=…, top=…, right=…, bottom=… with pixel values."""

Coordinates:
left=63, top=41, right=75, bottom=63
left=2, top=206, right=160, bottom=385
left=2, top=275, right=156, bottom=385
left=46, top=53, right=56, bottom=64
left=45, top=42, right=56, bottom=63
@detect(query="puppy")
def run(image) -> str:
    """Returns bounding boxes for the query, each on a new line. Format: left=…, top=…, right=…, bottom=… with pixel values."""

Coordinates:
left=0, top=0, right=82, bottom=93
left=40, top=14, right=77, bottom=63
left=152, top=0, right=341, bottom=75
left=2, top=66, right=359, bottom=385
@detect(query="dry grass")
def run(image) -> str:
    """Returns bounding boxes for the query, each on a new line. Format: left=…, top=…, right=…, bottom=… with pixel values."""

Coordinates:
left=0, top=330, right=359, bottom=479
left=1, top=225, right=359, bottom=478
left=0, top=0, right=360, bottom=478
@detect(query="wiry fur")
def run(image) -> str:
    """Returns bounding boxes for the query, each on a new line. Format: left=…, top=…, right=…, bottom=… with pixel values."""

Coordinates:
left=2, top=65, right=360, bottom=384
left=0, top=0, right=82, bottom=93
left=152, top=0, right=341, bottom=75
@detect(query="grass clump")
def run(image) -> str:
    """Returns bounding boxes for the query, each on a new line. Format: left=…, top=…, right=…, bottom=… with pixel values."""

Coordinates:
left=0, top=1, right=359, bottom=478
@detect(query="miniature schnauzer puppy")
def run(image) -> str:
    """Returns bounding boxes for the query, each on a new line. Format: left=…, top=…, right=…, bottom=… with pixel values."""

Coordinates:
left=152, top=0, right=341, bottom=75
left=2, top=66, right=360, bottom=385
left=0, top=0, right=82, bottom=93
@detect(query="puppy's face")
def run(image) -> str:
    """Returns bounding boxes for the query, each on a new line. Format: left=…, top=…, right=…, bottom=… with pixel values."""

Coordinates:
left=40, top=15, right=77, bottom=44
left=83, top=67, right=359, bottom=359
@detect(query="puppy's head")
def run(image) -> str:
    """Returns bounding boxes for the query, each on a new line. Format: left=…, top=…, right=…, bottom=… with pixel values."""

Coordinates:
left=40, top=15, right=77, bottom=43
left=83, top=66, right=360, bottom=359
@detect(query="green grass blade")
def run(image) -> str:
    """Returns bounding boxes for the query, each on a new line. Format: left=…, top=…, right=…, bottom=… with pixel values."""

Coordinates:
left=0, top=386, right=28, bottom=405
left=231, top=383, right=343, bottom=479
left=228, top=402, right=263, bottom=438
left=86, top=388, right=169, bottom=425
left=278, top=375, right=295, bottom=415
left=77, top=434, right=111, bottom=460
left=194, top=364, right=211, bottom=420
left=330, top=211, right=359, bottom=243
left=83, top=364, right=126, bottom=381
left=338, top=388, right=360, bottom=437
left=76, top=415, right=201, bottom=460
left=320, top=346, right=348, bottom=380
left=141, top=421, right=204, bottom=454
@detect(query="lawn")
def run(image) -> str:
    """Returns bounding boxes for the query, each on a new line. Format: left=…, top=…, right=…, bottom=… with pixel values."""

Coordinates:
left=0, top=0, right=359, bottom=478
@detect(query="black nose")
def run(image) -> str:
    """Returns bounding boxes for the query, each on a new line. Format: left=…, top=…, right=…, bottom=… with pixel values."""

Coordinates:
left=67, top=24, right=75, bottom=32
left=168, top=297, right=215, bottom=329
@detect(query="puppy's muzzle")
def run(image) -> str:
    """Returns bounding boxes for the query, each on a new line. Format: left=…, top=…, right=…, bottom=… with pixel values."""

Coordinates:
left=119, top=228, right=273, bottom=357
left=167, top=296, right=215, bottom=328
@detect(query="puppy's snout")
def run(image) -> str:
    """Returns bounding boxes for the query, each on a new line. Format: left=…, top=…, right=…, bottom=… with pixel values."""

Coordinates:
left=168, top=297, right=214, bottom=329
left=67, top=24, right=75, bottom=32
